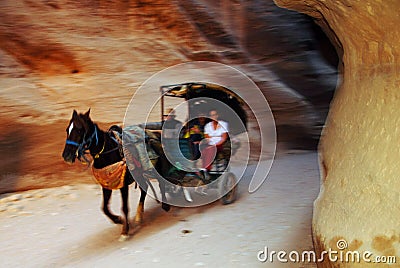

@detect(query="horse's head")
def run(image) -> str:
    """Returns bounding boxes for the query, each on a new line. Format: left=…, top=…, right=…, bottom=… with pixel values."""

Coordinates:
left=62, top=109, right=95, bottom=164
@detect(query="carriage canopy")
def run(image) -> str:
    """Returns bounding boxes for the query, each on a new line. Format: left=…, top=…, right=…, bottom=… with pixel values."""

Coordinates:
left=160, top=82, right=247, bottom=136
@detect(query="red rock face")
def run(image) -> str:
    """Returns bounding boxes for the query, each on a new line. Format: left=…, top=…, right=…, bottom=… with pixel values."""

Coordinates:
left=0, top=0, right=337, bottom=193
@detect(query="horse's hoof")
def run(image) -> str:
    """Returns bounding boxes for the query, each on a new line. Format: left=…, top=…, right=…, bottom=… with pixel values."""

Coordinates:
left=112, top=216, right=123, bottom=225
left=162, top=203, right=171, bottom=212
left=118, top=234, right=129, bottom=242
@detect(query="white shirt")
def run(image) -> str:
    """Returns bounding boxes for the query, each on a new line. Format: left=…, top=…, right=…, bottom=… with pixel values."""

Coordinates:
left=204, top=120, right=228, bottom=145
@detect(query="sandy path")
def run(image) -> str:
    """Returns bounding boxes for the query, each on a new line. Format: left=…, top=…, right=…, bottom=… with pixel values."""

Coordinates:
left=0, top=152, right=319, bottom=268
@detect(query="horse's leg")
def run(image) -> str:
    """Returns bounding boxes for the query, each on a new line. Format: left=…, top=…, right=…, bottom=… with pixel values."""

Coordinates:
left=135, top=182, right=147, bottom=224
left=158, top=180, right=170, bottom=212
left=102, top=188, right=123, bottom=224
left=119, top=185, right=130, bottom=237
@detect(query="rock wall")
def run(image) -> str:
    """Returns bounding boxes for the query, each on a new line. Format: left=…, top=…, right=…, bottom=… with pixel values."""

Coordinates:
left=0, top=0, right=337, bottom=193
left=274, top=0, right=400, bottom=267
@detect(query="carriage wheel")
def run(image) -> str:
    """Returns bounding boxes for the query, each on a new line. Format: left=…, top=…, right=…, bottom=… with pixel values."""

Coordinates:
left=219, top=172, right=237, bottom=205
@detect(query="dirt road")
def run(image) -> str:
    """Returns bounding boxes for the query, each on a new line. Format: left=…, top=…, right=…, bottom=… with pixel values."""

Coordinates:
left=0, top=152, right=319, bottom=268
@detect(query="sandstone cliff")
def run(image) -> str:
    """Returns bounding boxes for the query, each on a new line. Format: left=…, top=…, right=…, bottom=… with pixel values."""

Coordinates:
left=0, top=0, right=337, bottom=193
left=275, top=0, right=400, bottom=267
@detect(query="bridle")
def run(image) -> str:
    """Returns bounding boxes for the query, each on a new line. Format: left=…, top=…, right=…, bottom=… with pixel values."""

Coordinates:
left=65, top=124, right=99, bottom=163
left=66, top=123, right=123, bottom=164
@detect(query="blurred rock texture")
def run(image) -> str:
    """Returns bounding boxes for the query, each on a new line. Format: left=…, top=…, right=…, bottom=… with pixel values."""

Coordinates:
left=275, top=0, right=400, bottom=267
left=0, top=0, right=337, bottom=193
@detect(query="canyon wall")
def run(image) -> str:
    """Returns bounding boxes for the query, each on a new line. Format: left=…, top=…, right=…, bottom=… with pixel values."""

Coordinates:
left=0, top=0, right=337, bottom=193
left=275, top=0, right=400, bottom=267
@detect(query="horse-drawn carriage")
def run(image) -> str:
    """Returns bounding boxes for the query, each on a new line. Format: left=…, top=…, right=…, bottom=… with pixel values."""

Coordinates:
left=130, top=82, right=248, bottom=205
left=62, top=82, right=247, bottom=239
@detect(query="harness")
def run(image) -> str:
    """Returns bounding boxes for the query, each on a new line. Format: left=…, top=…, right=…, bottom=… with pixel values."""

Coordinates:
left=90, top=127, right=159, bottom=191
left=65, top=124, right=161, bottom=193
left=90, top=129, right=127, bottom=190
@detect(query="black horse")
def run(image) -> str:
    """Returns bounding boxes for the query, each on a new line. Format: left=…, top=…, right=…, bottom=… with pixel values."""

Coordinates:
left=62, top=109, right=171, bottom=240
